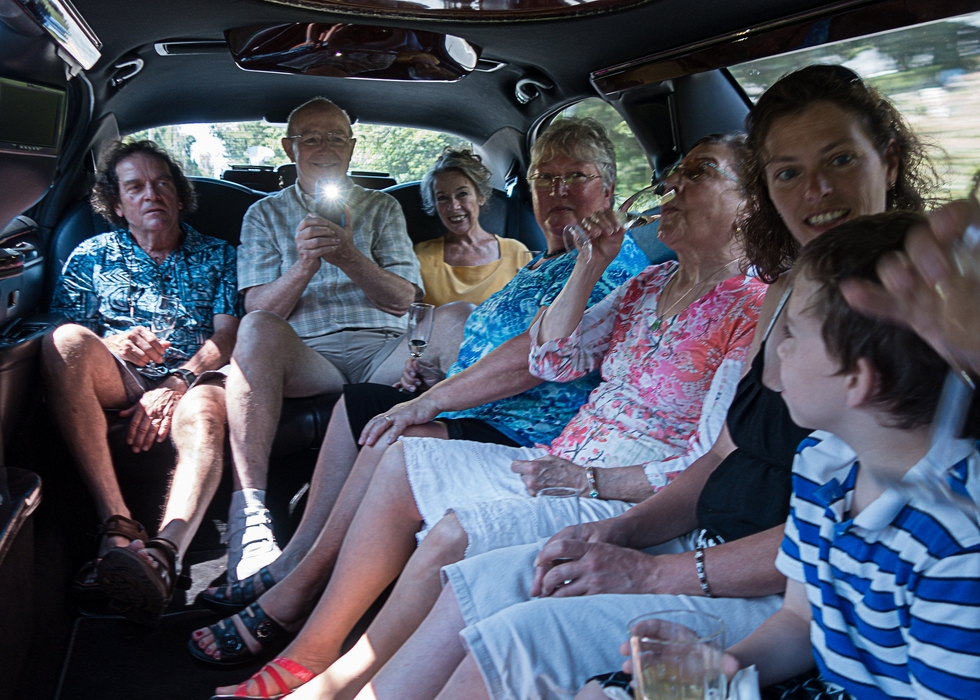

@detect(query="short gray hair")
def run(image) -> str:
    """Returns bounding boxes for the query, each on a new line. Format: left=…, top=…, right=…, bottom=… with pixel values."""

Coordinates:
left=286, top=97, right=352, bottom=137
left=420, top=148, right=494, bottom=216
left=528, top=117, right=616, bottom=189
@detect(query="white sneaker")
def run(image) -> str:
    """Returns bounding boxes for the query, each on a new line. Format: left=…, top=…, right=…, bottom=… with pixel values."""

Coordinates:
left=225, top=505, right=282, bottom=582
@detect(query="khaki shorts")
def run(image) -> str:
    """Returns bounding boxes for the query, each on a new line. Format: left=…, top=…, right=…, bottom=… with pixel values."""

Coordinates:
left=304, top=328, right=403, bottom=384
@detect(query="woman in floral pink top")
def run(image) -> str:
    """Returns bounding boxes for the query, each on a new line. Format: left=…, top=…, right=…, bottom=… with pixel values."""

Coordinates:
left=533, top=263, right=762, bottom=491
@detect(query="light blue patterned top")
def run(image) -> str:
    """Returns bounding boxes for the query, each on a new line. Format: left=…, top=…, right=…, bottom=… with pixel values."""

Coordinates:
left=51, top=224, right=242, bottom=374
left=440, top=235, right=649, bottom=446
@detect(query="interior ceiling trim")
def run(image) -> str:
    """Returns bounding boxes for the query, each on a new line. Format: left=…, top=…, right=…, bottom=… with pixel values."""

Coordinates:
left=257, top=0, right=655, bottom=23
left=591, top=0, right=980, bottom=95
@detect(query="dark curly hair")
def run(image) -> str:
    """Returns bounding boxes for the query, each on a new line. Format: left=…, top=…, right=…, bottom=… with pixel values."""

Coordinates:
left=796, top=210, right=980, bottom=435
left=741, top=64, right=943, bottom=283
left=90, top=139, right=197, bottom=228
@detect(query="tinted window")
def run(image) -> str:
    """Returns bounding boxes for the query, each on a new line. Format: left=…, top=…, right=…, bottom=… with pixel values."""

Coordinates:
left=129, top=122, right=469, bottom=184
left=553, top=97, right=653, bottom=206
left=729, top=12, right=980, bottom=198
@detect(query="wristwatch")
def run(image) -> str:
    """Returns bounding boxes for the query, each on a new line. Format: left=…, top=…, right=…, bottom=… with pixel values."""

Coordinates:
left=585, top=465, right=599, bottom=499
left=170, top=367, right=197, bottom=387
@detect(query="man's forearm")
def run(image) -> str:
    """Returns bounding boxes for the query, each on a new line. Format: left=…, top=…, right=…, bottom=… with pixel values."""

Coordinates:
left=179, top=325, right=237, bottom=375
left=420, top=334, right=542, bottom=414
left=338, top=249, right=416, bottom=316
left=244, top=259, right=319, bottom=317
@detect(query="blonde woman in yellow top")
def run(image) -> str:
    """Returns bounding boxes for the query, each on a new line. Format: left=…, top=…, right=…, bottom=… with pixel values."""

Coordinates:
left=415, top=149, right=529, bottom=306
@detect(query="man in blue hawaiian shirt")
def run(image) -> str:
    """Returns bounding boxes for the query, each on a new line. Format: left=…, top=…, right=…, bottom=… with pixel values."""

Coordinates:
left=43, top=140, right=241, bottom=624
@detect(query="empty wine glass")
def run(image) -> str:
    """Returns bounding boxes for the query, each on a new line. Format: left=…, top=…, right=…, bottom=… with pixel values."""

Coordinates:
left=146, top=295, right=178, bottom=370
left=407, top=302, right=435, bottom=359
left=563, top=185, right=676, bottom=263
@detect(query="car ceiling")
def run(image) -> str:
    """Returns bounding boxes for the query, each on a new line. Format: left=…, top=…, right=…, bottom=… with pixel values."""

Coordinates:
left=73, top=0, right=836, bottom=143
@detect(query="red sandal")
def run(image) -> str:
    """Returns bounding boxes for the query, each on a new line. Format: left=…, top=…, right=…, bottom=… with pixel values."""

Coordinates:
left=209, top=656, right=316, bottom=699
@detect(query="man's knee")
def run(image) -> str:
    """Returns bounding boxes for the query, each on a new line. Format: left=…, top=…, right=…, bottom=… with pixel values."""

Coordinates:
left=173, top=385, right=227, bottom=438
left=234, top=311, right=296, bottom=358
left=43, top=323, right=98, bottom=364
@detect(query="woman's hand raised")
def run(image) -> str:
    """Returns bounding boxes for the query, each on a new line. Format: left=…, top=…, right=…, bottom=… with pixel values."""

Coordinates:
left=578, top=208, right=626, bottom=270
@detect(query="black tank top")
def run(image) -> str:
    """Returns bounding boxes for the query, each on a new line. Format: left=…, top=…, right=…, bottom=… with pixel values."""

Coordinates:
left=695, top=338, right=812, bottom=542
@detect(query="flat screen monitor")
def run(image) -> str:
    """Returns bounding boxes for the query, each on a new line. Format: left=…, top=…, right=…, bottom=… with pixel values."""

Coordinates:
left=0, top=77, right=67, bottom=157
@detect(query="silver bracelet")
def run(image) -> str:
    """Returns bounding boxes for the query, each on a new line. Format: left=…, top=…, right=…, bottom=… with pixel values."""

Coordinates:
left=694, top=547, right=713, bottom=597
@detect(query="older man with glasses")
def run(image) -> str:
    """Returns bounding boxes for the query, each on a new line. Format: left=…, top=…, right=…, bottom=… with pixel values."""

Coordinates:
left=225, top=97, right=423, bottom=581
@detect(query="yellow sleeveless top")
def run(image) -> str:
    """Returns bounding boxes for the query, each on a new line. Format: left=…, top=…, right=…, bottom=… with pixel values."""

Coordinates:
left=414, top=236, right=530, bottom=307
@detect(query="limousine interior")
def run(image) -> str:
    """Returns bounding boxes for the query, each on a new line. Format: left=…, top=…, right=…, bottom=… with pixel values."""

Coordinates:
left=0, top=0, right=977, bottom=697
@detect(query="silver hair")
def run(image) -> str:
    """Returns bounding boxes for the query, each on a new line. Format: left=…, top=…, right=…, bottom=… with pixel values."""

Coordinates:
left=420, top=148, right=494, bottom=216
left=286, top=97, right=352, bottom=137
left=528, top=117, right=616, bottom=189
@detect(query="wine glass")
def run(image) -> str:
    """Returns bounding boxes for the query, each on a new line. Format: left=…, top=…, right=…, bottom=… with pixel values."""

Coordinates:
left=407, top=302, right=435, bottom=359
left=146, top=295, right=178, bottom=370
left=629, top=610, right=726, bottom=700
left=563, top=185, right=677, bottom=263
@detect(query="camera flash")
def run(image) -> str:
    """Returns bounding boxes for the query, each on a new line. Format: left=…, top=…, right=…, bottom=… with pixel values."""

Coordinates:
left=319, top=183, right=341, bottom=200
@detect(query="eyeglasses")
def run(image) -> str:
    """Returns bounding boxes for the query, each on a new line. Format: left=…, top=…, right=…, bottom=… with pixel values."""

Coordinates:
left=286, top=131, right=353, bottom=150
left=528, top=171, right=601, bottom=190
left=655, top=160, right=739, bottom=194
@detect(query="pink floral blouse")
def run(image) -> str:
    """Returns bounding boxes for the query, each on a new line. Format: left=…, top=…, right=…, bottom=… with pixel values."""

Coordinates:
left=529, top=262, right=766, bottom=492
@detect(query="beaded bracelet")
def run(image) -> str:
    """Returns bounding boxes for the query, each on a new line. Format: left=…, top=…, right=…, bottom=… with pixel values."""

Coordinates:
left=694, top=547, right=713, bottom=597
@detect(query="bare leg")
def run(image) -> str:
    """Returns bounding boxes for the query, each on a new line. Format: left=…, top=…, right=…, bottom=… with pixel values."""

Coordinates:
left=211, top=439, right=441, bottom=695
left=155, top=383, right=227, bottom=558
left=201, top=395, right=362, bottom=599
left=342, top=582, right=470, bottom=700
left=225, top=311, right=350, bottom=580
left=434, top=655, right=491, bottom=700
left=41, top=325, right=132, bottom=549
left=366, top=301, right=473, bottom=384
left=193, top=423, right=446, bottom=663
left=226, top=311, right=347, bottom=492
left=289, top=514, right=469, bottom=700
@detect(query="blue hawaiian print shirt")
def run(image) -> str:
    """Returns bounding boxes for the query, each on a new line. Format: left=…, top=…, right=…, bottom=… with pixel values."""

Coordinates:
left=440, top=234, right=649, bottom=446
left=50, top=224, right=242, bottom=374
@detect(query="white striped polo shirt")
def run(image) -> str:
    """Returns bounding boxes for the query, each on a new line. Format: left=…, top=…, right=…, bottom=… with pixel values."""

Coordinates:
left=776, top=431, right=980, bottom=699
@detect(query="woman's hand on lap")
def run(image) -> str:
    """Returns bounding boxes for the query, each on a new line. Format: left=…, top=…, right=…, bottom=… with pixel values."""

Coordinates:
left=359, top=395, right=440, bottom=446
left=511, top=455, right=588, bottom=495
left=531, top=540, right=662, bottom=598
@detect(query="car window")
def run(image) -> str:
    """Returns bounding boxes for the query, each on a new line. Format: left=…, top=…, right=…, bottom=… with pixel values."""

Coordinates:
left=129, top=122, right=469, bottom=184
left=552, top=97, right=653, bottom=206
left=729, top=11, right=980, bottom=199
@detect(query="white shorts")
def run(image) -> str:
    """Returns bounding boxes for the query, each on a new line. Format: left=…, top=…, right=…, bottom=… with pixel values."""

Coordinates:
left=443, top=541, right=783, bottom=700
left=401, top=437, right=634, bottom=557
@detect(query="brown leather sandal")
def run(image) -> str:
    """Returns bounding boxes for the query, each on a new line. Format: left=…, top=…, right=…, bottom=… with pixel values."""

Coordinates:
left=97, top=536, right=191, bottom=625
left=72, top=514, right=148, bottom=599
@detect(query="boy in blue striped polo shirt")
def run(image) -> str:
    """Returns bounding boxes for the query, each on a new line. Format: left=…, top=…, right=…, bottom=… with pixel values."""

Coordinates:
left=726, top=212, right=980, bottom=699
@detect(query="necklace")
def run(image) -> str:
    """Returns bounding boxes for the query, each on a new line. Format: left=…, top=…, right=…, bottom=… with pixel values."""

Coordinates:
left=655, top=258, right=742, bottom=324
left=543, top=247, right=567, bottom=259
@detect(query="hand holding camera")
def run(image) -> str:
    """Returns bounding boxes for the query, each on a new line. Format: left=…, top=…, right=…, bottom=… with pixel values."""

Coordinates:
left=295, top=180, right=355, bottom=268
